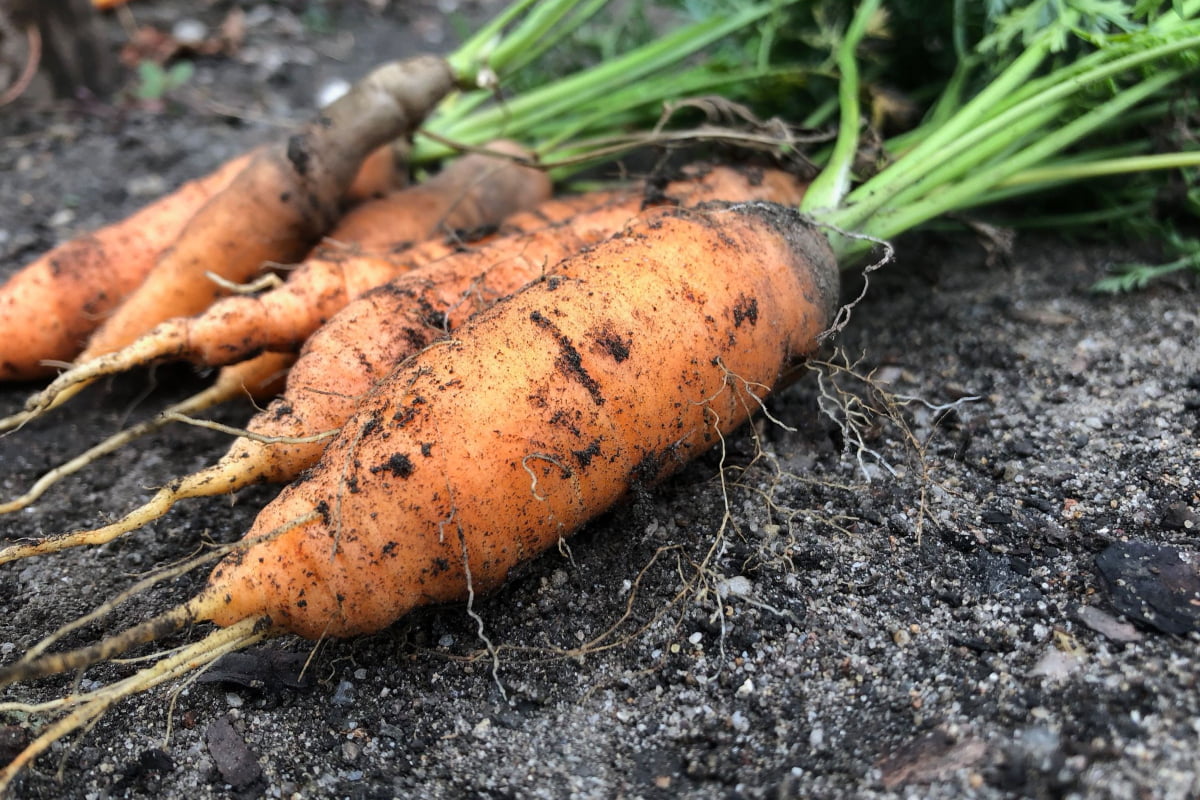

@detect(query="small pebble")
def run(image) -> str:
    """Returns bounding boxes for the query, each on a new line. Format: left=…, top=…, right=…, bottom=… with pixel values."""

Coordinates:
left=316, top=78, right=351, bottom=108
left=172, top=18, right=208, bottom=46
left=332, top=680, right=355, bottom=706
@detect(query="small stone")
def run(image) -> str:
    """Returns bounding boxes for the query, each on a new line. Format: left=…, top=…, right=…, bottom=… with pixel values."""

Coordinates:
left=472, top=718, right=492, bottom=739
left=718, top=575, right=754, bottom=598
left=332, top=680, right=355, bottom=706
left=172, top=18, right=209, bottom=46
left=341, top=741, right=361, bottom=763
left=126, top=174, right=167, bottom=197
left=316, top=78, right=351, bottom=109
left=1076, top=605, right=1143, bottom=643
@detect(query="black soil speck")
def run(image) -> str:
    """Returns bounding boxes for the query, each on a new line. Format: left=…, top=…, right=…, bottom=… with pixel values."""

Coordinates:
left=732, top=294, right=759, bottom=327
left=530, top=309, right=604, bottom=405
left=371, top=452, right=414, bottom=479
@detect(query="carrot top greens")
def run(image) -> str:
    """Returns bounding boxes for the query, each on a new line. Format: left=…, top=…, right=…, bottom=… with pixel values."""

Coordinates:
left=530, top=0, right=1200, bottom=287
left=797, top=0, right=1200, bottom=284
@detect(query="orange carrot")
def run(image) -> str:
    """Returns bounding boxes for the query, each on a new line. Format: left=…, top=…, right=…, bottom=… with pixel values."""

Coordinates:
left=0, top=165, right=809, bottom=562
left=200, top=202, right=839, bottom=637
left=0, top=199, right=839, bottom=791
left=74, top=57, right=459, bottom=364
left=0, top=151, right=253, bottom=381
left=9, top=143, right=549, bottom=424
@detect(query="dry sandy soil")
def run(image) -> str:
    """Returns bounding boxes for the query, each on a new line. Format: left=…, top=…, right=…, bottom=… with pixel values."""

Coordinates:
left=1, top=2, right=1198, bottom=799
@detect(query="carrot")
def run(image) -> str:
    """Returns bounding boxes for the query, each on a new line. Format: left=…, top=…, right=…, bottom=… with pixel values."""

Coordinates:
left=6, top=143, right=549, bottom=425
left=0, top=203, right=840, bottom=788
left=75, top=57, right=459, bottom=363
left=0, top=164, right=807, bottom=561
left=0, top=150, right=253, bottom=382
left=13, top=161, right=799, bottom=423
left=201, top=203, right=838, bottom=636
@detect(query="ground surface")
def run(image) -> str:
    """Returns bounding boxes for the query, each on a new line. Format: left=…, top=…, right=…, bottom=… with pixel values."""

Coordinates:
left=1, top=2, right=1198, bottom=799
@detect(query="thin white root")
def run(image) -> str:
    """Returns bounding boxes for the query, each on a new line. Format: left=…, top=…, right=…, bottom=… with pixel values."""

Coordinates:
left=164, top=412, right=339, bottom=445
left=204, top=270, right=285, bottom=294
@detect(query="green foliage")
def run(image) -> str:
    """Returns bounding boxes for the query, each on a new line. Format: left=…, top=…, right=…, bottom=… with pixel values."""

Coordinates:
left=1093, top=228, right=1200, bottom=291
left=133, top=61, right=195, bottom=103
left=975, top=0, right=1184, bottom=53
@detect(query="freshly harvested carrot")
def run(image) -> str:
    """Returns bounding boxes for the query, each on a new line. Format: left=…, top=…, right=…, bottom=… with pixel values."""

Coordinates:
left=0, top=204, right=839, bottom=787
left=0, top=151, right=253, bottom=382
left=10, top=143, right=549, bottom=424
left=16, top=162, right=799, bottom=421
left=0, top=164, right=808, bottom=561
left=76, top=56, right=458, bottom=362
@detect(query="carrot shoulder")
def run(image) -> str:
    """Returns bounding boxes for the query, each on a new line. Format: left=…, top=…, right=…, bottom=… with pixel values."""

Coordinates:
left=201, top=201, right=839, bottom=638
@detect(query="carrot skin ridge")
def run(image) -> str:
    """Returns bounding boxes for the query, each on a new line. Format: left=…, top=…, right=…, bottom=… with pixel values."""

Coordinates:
left=199, top=201, right=839, bottom=639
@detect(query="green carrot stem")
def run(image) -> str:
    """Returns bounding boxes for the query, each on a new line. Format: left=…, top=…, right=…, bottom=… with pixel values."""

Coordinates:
left=996, top=150, right=1200, bottom=187
left=445, top=0, right=545, bottom=81
left=416, top=3, right=787, bottom=162
left=486, top=0, right=609, bottom=76
left=833, top=67, right=1187, bottom=256
left=837, top=40, right=1052, bottom=219
left=800, top=0, right=880, bottom=212
left=834, top=30, right=1200, bottom=234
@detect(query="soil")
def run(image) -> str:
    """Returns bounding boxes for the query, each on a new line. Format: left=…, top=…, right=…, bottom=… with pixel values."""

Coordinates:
left=1, top=3, right=1198, bottom=799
